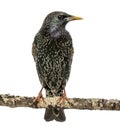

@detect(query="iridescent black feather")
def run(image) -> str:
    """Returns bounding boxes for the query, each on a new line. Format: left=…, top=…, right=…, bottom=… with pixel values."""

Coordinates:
left=32, top=11, right=81, bottom=122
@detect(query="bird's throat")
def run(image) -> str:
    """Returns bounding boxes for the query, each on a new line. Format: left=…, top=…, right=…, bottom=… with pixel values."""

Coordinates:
left=49, top=25, right=64, bottom=38
left=50, top=30, right=62, bottom=38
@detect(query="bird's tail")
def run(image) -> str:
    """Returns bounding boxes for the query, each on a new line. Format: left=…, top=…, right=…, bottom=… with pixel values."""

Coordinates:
left=44, top=105, right=66, bottom=122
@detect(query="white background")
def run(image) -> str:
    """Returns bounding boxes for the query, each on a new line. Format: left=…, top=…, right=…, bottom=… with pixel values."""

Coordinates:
left=0, top=0, right=120, bottom=128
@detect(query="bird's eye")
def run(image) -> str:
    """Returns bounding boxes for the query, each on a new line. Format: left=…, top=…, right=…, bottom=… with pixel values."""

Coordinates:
left=58, top=15, right=67, bottom=20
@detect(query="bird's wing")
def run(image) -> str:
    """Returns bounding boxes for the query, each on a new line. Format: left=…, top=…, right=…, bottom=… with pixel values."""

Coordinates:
left=64, top=48, right=74, bottom=81
left=32, top=42, right=38, bottom=62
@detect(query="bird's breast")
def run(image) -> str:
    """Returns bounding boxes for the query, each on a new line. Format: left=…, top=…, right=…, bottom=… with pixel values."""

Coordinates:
left=37, top=39, right=72, bottom=68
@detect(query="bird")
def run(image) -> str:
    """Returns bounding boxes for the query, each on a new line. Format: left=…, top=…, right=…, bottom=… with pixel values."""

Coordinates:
left=32, top=11, right=83, bottom=122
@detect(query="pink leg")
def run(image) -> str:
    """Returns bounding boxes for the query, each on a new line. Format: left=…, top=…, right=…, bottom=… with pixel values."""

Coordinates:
left=34, top=87, right=45, bottom=103
left=57, top=88, right=69, bottom=106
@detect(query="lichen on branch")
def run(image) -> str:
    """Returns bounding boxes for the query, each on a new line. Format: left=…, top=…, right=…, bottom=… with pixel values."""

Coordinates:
left=0, top=94, right=120, bottom=110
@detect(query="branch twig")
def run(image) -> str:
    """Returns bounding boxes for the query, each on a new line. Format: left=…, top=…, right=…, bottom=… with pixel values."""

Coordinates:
left=0, top=94, right=120, bottom=110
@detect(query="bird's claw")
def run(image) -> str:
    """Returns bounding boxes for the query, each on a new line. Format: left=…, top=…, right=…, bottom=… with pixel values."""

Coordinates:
left=56, top=95, right=69, bottom=107
left=33, top=92, right=46, bottom=107
left=35, top=94, right=45, bottom=102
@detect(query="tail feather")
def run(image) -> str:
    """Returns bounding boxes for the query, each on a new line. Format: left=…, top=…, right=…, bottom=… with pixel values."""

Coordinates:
left=44, top=105, right=66, bottom=122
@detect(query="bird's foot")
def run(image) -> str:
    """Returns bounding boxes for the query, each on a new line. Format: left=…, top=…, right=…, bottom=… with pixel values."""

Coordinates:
left=33, top=87, right=46, bottom=107
left=33, top=93, right=46, bottom=107
left=56, top=89, right=69, bottom=107
left=35, top=93, right=45, bottom=103
left=57, top=95, right=68, bottom=106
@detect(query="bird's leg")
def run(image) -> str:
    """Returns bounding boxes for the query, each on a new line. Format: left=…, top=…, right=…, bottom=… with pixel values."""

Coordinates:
left=37, top=87, right=44, bottom=100
left=34, top=87, right=45, bottom=103
left=56, top=88, right=69, bottom=106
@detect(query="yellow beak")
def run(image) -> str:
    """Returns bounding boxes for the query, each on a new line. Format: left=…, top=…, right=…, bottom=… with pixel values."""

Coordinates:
left=71, top=16, right=83, bottom=20
left=66, top=16, right=83, bottom=21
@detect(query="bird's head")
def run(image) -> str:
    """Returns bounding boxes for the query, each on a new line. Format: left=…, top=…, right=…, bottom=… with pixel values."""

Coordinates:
left=40, top=11, right=83, bottom=36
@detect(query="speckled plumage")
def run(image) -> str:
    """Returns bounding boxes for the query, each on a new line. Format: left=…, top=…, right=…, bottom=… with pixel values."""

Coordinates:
left=32, top=11, right=82, bottom=122
left=33, top=26, right=73, bottom=97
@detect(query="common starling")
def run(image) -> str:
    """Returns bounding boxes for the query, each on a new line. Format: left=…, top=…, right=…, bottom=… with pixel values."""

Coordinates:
left=32, top=11, right=82, bottom=122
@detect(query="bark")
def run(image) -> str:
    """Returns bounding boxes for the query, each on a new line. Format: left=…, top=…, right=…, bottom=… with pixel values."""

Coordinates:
left=0, top=94, right=120, bottom=110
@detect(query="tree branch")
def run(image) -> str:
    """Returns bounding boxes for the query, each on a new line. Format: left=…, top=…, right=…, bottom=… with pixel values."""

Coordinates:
left=0, top=94, right=120, bottom=110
